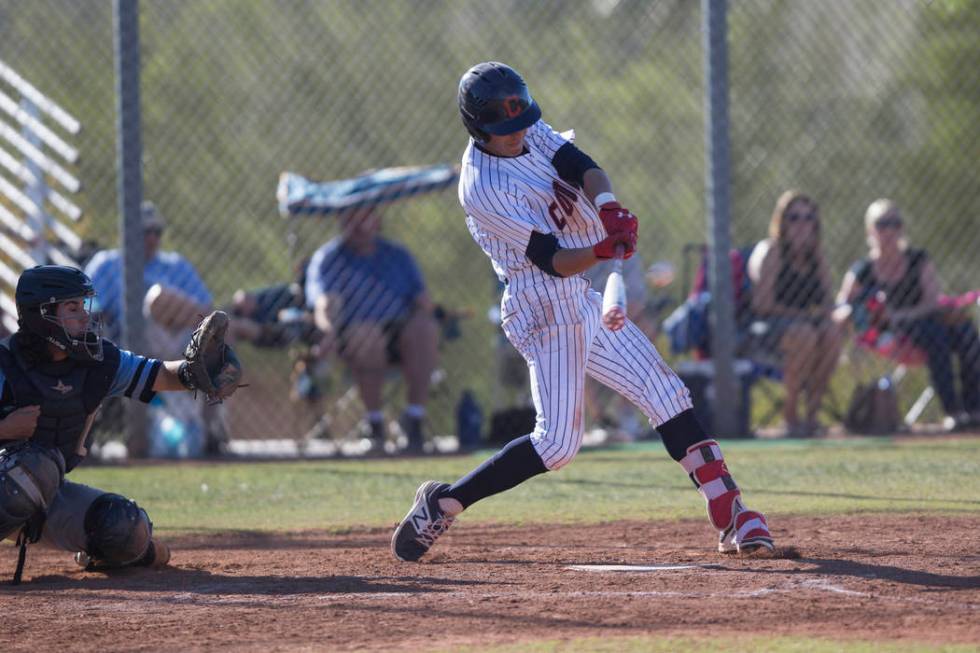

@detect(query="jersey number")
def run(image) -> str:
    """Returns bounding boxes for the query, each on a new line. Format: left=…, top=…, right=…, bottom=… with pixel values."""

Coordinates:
left=548, top=181, right=578, bottom=231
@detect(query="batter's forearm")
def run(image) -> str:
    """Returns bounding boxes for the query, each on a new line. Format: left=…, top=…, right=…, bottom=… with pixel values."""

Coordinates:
left=552, top=247, right=600, bottom=277
left=582, top=168, right=613, bottom=205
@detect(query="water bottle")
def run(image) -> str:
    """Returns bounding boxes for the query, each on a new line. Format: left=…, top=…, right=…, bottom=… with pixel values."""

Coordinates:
left=160, top=415, right=189, bottom=458
left=456, top=390, right=483, bottom=450
left=148, top=395, right=204, bottom=458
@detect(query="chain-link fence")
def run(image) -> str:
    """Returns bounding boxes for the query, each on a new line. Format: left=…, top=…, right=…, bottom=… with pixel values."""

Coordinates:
left=0, top=0, right=976, bottom=455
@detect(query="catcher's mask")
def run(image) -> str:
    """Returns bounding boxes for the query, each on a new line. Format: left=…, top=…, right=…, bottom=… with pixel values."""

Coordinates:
left=458, top=62, right=541, bottom=143
left=15, top=265, right=104, bottom=362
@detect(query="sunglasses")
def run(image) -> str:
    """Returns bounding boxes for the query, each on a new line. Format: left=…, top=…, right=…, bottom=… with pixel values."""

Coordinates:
left=874, top=217, right=903, bottom=230
left=144, top=227, right=164, bottom=236
left=785, top=211, right=817, bottom=223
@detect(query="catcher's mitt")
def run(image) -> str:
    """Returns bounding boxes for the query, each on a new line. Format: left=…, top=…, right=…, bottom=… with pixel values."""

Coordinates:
left=177, top=311, right=243, bottom=404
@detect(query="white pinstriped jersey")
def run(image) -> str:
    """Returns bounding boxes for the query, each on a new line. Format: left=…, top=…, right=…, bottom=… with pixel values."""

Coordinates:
left=459, top=120, right=692, bottom=468
left=459, top=120, right=607, bottom=340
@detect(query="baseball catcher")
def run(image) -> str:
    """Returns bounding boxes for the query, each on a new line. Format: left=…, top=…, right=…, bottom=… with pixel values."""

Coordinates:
left=0, top=266, right=244, bottom=584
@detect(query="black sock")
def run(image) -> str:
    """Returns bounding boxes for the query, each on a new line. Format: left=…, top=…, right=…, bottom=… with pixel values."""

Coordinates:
left=657, top=409, right=709, bottom=461
left=444, top=435, right=548, bottom=509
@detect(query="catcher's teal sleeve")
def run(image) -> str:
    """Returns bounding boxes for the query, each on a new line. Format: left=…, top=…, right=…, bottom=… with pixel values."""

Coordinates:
left=107, top=349, right=162, bottom=402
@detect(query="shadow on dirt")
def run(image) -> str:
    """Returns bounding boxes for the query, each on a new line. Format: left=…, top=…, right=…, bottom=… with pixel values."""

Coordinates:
left=2, top=567, right=490, bottom=596
left=164, top=529, right=391, bottom=552
left=743, top=557, right=980, bottom=589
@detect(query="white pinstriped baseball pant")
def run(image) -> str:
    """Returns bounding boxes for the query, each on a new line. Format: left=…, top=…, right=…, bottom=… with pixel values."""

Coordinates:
left=506, top=291, right=693, bottom=470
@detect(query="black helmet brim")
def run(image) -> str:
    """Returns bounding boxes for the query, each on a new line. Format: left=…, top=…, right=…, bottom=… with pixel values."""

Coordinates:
left=482, top=101, right=541, bottom=136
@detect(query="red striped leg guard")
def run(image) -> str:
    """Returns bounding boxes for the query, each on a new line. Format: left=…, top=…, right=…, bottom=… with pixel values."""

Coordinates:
left=679, top=439, right=740, bottom=531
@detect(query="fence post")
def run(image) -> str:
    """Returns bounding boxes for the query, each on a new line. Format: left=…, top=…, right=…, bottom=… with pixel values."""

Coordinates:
left=702, top=0, right=742, bottom=437
left=114, top=0, right=148, bottom=456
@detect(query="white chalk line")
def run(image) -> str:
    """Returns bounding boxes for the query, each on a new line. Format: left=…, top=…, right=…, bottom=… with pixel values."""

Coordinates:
left=566, top=564, right=724, bottom=572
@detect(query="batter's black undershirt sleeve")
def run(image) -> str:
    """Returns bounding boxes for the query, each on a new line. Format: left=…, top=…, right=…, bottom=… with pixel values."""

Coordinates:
left=552, top=142, right=600, bottom=189
left=525, top=231, right=563, bottom=278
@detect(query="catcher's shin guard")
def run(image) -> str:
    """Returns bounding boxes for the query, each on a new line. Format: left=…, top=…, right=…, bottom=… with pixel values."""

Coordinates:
left=679, top=439, right=773, bottom=554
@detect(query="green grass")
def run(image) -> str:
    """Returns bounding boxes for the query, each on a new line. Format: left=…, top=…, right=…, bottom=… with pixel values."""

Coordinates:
left=451, top=635, right=977, bottom=653
left=68, top=436, right=980, bottom=534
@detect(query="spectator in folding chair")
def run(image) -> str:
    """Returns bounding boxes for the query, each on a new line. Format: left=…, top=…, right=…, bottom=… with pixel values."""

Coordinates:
left=746, top=190, right=842, bottom=437
left=835, top=199, right=980, bottom=432
left=304, top=204, right=439, bottom=454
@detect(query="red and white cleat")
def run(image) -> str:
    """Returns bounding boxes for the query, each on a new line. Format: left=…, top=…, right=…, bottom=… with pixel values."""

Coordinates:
left=719, top=509, right=774, bottom=555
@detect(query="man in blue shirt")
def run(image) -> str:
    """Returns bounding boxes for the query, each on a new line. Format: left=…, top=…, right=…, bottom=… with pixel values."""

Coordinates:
left=84, top=201, right=224, bottom=455
left=305, top=206, right=438, bottom=452
left=0, top=265, right=242, bottom=583
left=84, top=201, right=212, bottom=351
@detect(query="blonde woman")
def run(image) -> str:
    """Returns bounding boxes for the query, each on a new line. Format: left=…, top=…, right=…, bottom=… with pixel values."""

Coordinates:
left=836, top=199, right=980, bottom=431
left=748, top=191, right=842, bottom=436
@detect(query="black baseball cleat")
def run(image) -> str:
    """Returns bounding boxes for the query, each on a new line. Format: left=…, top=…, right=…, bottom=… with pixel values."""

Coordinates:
left=391, top=480, right=455, bottom=561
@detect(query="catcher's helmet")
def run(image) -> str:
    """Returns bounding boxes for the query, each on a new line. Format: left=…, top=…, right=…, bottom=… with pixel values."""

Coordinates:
left=15, top=265, right=103, bottom=361
left=458, top=62, right=541, bottom=143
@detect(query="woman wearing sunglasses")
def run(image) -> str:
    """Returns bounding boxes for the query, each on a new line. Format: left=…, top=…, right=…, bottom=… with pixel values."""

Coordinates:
left=747, top=190, right=842, bottom=437
left=836, top=199, right=980, bottom=431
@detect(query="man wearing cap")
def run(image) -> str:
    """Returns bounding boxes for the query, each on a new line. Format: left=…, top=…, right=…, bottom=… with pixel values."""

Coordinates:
left=84, top=201, right=220, bottom=455
left=84, top=201, right=213, bottom=347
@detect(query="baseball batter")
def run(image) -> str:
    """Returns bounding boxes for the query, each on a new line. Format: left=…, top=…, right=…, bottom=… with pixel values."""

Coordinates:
left=391, top=62, right=774, bottom=561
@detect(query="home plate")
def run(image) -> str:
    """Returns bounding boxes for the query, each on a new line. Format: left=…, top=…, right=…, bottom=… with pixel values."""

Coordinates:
left=566, top=564, right=723, bottom=572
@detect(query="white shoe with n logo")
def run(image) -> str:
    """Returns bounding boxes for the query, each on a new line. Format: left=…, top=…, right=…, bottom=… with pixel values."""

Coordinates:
left=391, top=480, right=455, bottom=562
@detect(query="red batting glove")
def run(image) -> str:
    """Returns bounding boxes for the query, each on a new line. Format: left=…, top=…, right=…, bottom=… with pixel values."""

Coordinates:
left=593, top=231, right=637, bottom=260
left=598, top=202, right=638, bottom=238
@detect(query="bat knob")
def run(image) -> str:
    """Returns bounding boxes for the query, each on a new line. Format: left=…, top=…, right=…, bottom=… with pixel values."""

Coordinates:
left=602, top=307, right=626, bottom=331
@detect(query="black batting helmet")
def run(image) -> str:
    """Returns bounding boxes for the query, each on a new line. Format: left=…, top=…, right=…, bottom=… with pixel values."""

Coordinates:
left=458, top=62, right=541, bottom=143
left=15, top=265, right=103, bottom=361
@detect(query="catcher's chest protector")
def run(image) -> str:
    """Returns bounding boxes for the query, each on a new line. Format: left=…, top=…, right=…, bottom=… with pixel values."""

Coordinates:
left=0, top=339, right=119, bottom=469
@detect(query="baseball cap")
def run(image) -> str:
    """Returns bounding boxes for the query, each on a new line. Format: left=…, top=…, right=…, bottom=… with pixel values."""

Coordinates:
left=141, top=201, right=167, bottom=231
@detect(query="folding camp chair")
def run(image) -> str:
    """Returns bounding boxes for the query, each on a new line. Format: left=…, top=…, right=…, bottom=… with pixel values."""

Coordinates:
left=668, top=243, right=790, bottom=431
left=849, top=289, right=980, bottom=427
left=669, top=243, right=853, bottom=432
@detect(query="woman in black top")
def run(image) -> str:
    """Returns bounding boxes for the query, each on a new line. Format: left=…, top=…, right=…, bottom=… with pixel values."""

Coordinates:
left=837, top=199, right=980, bottom=431
left=748, top=191, right=842, bottom=436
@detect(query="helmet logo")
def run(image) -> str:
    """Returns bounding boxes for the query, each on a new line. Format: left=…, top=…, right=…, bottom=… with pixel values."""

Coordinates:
left=503, top=96, right=523, bottom=118
left=52, top=379, right=74, bottom=395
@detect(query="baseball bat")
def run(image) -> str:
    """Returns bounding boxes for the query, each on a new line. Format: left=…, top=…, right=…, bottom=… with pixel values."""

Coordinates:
left=601, top=245, right=627, bottom=331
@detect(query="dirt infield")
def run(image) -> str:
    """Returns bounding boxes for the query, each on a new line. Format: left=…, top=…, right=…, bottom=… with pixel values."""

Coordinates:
left=2, top=514, right=978, bottom=651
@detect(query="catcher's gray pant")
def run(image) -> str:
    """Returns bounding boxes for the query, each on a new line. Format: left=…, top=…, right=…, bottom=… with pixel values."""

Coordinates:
left=507, top=291, right=693, bottom=471
left=40, top=480, right=109, bottom=553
